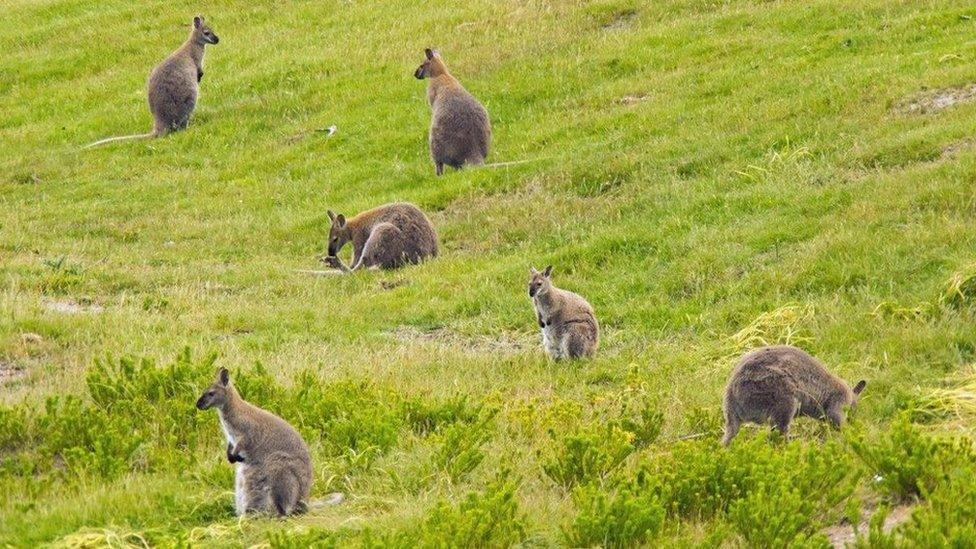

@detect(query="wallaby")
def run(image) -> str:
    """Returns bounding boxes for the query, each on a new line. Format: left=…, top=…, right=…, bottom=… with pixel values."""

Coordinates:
left=320, top=202, right=439, bottom=272
left=414, top=48, right=491, bottom=175
left=528, top=266, right=599, bottom=360
left=84, top=16, right=219, bottom=148
left=196, top=367, right=312, bottom=517
left=722, top=345, right=867, bottom=446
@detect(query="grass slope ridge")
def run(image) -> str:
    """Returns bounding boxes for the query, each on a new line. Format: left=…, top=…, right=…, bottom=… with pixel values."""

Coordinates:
left=3, top=0, right=976, bottom=545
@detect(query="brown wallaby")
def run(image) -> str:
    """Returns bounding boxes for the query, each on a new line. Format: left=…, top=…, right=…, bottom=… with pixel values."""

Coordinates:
left=320, top=202, right=438, bottom=272
left=196, top=368, right=312, bottom=517
left=84, top=16, right=219, bottom=149
left=528, top=266, right=599, bottom=360
left=414, top=48, right=491, bottom=175
left=722, top=345, right=867, bottom=446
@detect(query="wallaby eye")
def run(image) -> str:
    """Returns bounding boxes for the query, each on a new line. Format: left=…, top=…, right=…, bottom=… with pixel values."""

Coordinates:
left=208, top=390, right=215, bottom=396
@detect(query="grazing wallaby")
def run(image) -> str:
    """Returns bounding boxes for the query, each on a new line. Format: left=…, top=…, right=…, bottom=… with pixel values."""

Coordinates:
left=84, top=16, right=219, bottom=148
left=528, top=266, right=599, bottom=360
left=414, top=48, right=491, bottom=175
left=722, top=345, right=867, bottom=446
left=320, top=202, right=438, bottom=272
left=196, top=367, right=312, bottom=517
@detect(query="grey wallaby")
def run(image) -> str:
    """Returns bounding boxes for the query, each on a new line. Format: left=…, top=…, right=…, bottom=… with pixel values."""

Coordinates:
left=528, top=266, right=599, bottom=360
left=84, top=16, right=218, bottom=148
left=414, top=48, right=491, bottom=175
left=320, top=202, right=439, bottom=272
left=722, top=345, right=867, bottom=446
left=196, top=367, right=312, bottom=516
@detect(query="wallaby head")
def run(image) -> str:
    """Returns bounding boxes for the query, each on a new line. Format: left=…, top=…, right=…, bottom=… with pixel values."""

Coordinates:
left=326, top=210, right=351, bottom=256
left=528, top=266, right=554, bottom=298
left=191, top=15, right=219, bottom=45
left=414, top=48, right=448, bottom=79
left=196, top=367, right=232, bottom=410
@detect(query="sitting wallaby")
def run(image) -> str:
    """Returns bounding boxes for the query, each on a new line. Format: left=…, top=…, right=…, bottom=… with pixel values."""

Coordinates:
left=84, top=16, right=219, bottom=148
left=722, top=345, right=866, bottom=446
left=414, top=48, right=491, bottom=175
left=320, top=202, right=438, bottom=272
left=196, top=367, right=312, bottom=517
left=528, top=266, right=599, bottom=360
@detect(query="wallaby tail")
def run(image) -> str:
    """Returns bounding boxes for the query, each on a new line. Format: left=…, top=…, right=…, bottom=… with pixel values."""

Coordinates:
left=82, top=132, right=155, bottom=150
left=307, top=492, right=345, bottom=509
left=481, top=157, right=550, bottom=169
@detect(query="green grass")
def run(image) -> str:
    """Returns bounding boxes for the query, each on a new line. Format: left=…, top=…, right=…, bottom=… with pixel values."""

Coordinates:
left=3, top=0, right=976, bottom=545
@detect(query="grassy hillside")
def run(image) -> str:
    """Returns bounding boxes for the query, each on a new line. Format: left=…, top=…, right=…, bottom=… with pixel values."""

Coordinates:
left=3, top=0, right=976, bottom=545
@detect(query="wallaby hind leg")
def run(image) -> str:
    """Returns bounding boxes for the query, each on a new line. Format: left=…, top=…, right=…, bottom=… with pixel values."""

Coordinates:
left=770, top=398, right=800, bottom=442
left=242, top=466, right=273, bottom=514
left=272, top=471, right=300, bottom=517
left=435, top=162, right=444, bottom=176
left=356, top=223, right=404, bottom=270
left=563, top=330, right=592, bottom=359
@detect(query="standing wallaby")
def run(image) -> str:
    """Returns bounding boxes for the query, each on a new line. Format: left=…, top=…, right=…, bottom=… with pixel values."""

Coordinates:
left=320, top=202, right=438, bottom=272
left=196, top=368, right=312, bottom=517
left=528, top=266, right=599, bottom=360
left=414, top=48, right=491, bottom=175
left=84, top=16, right=219, bottom=148
left=722, top=345, right=867, bottom=446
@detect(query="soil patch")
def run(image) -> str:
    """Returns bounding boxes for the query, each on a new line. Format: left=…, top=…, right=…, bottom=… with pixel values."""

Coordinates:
left=823, top=504, right=914, bottom=548
left=0, top=360, right=26, bottom=384
left=42, top=298, right=103, bottom=314
left=896, top=84, right=976, bottom=114
left=389, top=326, right=533, bottom=354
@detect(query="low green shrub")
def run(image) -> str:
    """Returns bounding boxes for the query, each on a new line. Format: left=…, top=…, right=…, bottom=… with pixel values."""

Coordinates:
left=401, top=394, right=482, bottom=436
left=541, top=423, right=635, bottom=489
left=268, top=528, right=344, bottom=549
left=430, top=410, right=495, bottom=483
left=625, top=434, right=859, bottom=546
left=563, top=481, right=666, bottom=547
left=366, top=478, right=528, bottom=548
left=848, top=416, right=976, bottom=502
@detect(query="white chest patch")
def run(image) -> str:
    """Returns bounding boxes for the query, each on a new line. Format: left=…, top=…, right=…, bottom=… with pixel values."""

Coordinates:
left=217, top=410, right=236, bottom=446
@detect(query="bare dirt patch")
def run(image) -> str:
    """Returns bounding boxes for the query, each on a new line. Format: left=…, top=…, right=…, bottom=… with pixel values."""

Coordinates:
left=42, top=298, right=103, bottom=314
left=896, top=84, right=976, bottom=114
left=823, top=504, right=914, bottom=548
left=389, top=326, right=533, bottom=354
left=601, top=9, right=638, bottom=30
left=617, top=94, right=649, bottom=105
left=941, top=137, right=976, bottom=159
left=0, top=360, right=26, bottom=384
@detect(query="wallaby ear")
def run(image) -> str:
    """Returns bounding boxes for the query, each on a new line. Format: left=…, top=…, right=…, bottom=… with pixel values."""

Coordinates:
left=853, top=380, right=866, bottom=395
left=218, top=367, right=230, bottom=387
left=327, top=210, right=336, bottom=222
left=425, top=48, right=434, bottom=60
left=542, top=265, right=553, bottom=278
left=194, top=16, right=203, bottom=29
left=529, top=266, right=538, bottom=275
left=336, top=214, right=346, bottom=228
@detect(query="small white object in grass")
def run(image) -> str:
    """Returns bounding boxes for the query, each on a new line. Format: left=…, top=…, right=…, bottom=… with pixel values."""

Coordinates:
left=873, top=474, right=884, bottom=483
left=321, top=125, right=337, bottom=137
